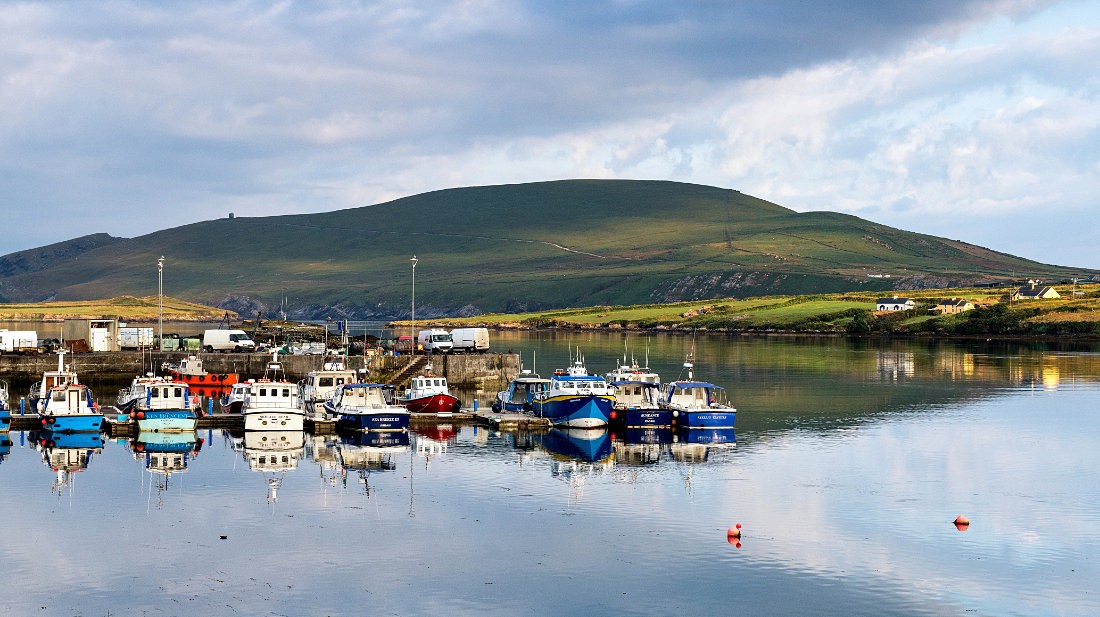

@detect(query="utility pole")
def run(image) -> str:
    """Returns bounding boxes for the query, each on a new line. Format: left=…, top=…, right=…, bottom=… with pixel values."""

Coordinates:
left=157, top=256, right=164, bottom=351
left=410, top=255, right=418, bottom=355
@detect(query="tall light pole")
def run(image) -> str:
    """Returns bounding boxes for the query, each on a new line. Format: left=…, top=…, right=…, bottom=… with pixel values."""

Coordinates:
left=410, top=255, right=418, bottom=355
left=157, top=256, right=165, bottom=351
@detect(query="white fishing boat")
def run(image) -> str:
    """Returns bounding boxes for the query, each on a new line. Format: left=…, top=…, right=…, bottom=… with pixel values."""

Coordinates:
left=116, top=374, right=197, bottom=432
left=298, top=357, right=358, bottom=419
left=240, top=354, right=305, bottom=431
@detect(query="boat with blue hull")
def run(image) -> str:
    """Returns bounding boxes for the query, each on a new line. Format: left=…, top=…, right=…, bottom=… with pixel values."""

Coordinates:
left=493, top=370, right=551, bottom=412
left=660, top=357, right=736, bottom=430
left=325, top=383, right=410, bottom=432
left=531, top=359, right=614, bottom=428
left=1, top=380, right=10, bottom=431
left=39, top=382, right=103, bottom=433
left=606, top=356, right=671, bottom=428
left=117, top=375, right=198, bottom=433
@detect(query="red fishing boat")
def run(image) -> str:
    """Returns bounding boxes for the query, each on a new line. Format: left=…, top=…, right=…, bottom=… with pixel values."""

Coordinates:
left=161, top=355, right=239, bottom=387
left=396, top=370, right=461, bottom=416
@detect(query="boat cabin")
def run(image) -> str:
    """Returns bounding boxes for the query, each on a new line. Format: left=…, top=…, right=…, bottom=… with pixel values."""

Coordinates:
left=332, top=384, right=397, bottom=410
left=500, top=373, right=551, bottom=406
left=665, top=381, right=728, bottom=409
left=245, top=382, right=300, bottom=409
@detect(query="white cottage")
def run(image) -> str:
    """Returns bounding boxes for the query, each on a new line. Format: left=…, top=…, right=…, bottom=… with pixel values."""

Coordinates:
left=875, top=296, right=916, bottom=311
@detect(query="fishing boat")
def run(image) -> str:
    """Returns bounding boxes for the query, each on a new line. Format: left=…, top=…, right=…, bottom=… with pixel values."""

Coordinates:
left=34, top=353, right=102, bottom=433
left=240, top=356, right=305, bottom=431
left=605, top=359, right=670, bottom=429
left=298, top=357, right=358, bottom=418
left=222, top=381, right=250, bottom=414
left=324, top=383, right=410, bottom=432
left=28, top=350, right=78, bottom=413
left=161, top=355, right=239, bottom=387
left=117, top=374, right=198, bottom=432
left=396, top=368, right=461, bottom=416
left=492, top=369, right=551, bottom=412
left=0, top=380, right=10, bottom=432
left=530, top=356, right=614, bottom=428
left=660, top=357, right=736, bottom=429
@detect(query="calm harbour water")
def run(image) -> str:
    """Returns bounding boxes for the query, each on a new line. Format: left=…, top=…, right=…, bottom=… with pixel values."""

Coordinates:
left=3, top=333, right=1099, bottom=616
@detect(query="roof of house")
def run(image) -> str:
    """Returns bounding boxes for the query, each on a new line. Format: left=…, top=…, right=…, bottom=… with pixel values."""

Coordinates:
left=875, top=297, right=914, bottom=304
left=936, top=298, right=973, bottom=307
left=1015, top=286, right=1057, bottom=297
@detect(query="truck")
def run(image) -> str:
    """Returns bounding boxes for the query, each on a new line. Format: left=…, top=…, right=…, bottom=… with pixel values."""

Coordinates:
left=202, top=329, right=257, bottom=353
left=449, top=327, right=489, bottom=353
left=417, top=329, right=453, bottom=354
left=0, top=330, right=40, bottom=354
left=118, top=327, right=155, bottom=349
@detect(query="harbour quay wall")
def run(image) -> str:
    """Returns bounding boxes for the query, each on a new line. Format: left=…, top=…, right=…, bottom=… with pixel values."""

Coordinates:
left=0, top=351, right=520, bottom=388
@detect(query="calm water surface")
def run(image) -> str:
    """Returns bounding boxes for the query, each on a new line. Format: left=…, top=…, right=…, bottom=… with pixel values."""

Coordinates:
left=2, top=334, right=1099, bottom=616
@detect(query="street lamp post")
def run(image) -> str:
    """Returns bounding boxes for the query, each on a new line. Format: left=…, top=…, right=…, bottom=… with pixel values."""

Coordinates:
left=410, top=256, right=418, bottom=354
left=157, top=256, right=164, bottom=351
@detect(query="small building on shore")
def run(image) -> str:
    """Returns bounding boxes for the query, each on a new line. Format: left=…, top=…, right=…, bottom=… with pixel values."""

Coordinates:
left=62, top=318, right=120, bottom=352
left=875, top=296, right=916, bottom=311
left=1012, top=282, right=1060, bottom=301
left=934, top=298, right=975, bottom=314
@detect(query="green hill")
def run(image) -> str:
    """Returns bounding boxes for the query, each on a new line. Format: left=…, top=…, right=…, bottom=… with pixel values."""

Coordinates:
left=0, top=180, right=1092, bottom=319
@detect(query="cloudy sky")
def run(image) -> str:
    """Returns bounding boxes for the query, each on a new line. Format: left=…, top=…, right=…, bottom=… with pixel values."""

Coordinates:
left=2, top=0, right=1097, bottom=267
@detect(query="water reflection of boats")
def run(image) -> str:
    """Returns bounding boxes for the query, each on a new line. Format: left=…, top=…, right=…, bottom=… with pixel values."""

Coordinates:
left=0, top=434, right=12, bottom=464
left=611, top=428, right=673, bottom=466
left=668, top=429, right=736, bottom=463
left=677, top=428, right=736, bottom=446
left=31, top=430, right=104, bottom=495
left=243, top=430, right=306, bottom=504
left=132, top=431, right=203, bottom=506
left=538, top=428, right=613, bottom=463
left=117, top=375, right=198, bottom=432
left=335, top=430, right=409, bottom=472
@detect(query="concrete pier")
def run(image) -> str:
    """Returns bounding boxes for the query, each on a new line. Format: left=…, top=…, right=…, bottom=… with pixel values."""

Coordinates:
left=0, top=350, right=520, bottom=388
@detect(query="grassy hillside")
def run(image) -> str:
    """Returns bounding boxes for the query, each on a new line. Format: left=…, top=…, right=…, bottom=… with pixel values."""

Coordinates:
left=0, top=180, right=1092, bottom=319
left=423, top=284, right=1100, bottom=337
left=0, top=296, right=232, bottom=321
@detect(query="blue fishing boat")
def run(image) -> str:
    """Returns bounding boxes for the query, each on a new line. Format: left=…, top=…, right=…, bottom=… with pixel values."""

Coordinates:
left=39, top=381, right=103, bottom=433
left=605, top=361, right=670, bottom=428
left=492, top=369, right=551, bottom=412
left=530, top=358, right=614, bottom=428
left=117, top=375, right=198, bottom=432
left=324, top=383, right=410, bottom=432
left=0, top=380, right=10, bottom=431
left=660, top=357, right=736, bottom=430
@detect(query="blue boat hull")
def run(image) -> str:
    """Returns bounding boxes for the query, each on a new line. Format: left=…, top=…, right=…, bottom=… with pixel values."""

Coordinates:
left=611, top=407, right=672, bottom=429
left=671, top=409, right=736, bottom=429
left=136, top=410, right=197, bottom=433
left=337, top=411, right=410, bottom=432
left=532, top=396, right=613, bottom=428
left=539, top=428, right=613, bottom=462
left=43, top=414, right=104, bottom=433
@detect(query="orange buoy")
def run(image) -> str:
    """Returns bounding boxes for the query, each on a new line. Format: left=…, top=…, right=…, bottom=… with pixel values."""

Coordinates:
left=727, top=523, right=742, bottom=538
left=954, top=515, right=970, bottom=530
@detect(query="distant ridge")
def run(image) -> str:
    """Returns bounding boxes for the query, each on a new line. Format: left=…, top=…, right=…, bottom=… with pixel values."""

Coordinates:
left=0, top=180, right=1092, bottom=319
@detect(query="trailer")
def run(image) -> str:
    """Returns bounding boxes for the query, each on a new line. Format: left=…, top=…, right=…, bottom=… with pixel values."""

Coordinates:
left=0, top=330, right=40, bottom=354
left=119, top=327, right=155, bottom=349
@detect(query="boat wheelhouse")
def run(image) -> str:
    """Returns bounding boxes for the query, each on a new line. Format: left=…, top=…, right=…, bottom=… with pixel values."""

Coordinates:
left=299, top=358, right=358, bottom=419
left=161, top=355, right=239, bottom=387
left=28, top=351, right=78, bottom=414
left=493, top=370, right=551, bottom=412
left=397, top=369, right=461, bottom=416
left=117, top=375, right=197, bottom=432
left=239, top=357, right=305, bottom=431
left=324, top=383, right=410, bottom=432
left=530, top=358, right=614, bottom=428
left=39, top=375, right=102, bottom=434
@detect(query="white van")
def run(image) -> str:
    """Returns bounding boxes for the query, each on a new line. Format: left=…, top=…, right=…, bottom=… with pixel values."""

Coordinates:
left=417, top=329, right=453, bottom=354
left=449, top=327, right=489, bottom=353
left=202, top=329, right=256, bottom=353
left=0, top=330, right=39, bottom=354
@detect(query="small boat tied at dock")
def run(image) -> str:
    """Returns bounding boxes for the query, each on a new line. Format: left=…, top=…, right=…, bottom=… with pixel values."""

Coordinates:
left=116, top=374, right=198, bottom=433
left=32, top=352, right=103, bottom=433
left=240, top=354, right=305, bottom=431
left=162, top=355, right=239, bottom=388
left=530, top=354, right=614, bottom=428
left=396, top=366, right=461, bottom=416
left=298, top=357, right=358, bottom=419
left=605, top=357, right=670, bottom=429
left=324, top=383, right=410, bottom=432
left=660, top=355, right=736, bottom=430
left=0, top=380, right=10, bottom=432
left=492, top=369, right=550, bottom=413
